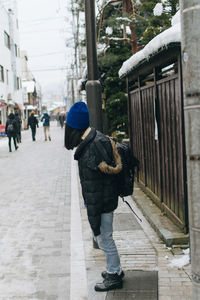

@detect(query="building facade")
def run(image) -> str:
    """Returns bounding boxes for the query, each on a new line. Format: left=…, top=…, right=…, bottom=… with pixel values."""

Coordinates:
left=0, top=3, right=23, bottom=128
left=21, top=51, right=42, bottom=128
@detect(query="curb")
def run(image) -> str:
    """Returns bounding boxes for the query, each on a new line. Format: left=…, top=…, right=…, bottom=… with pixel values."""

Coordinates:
left=70, top=151, right=88, bottom=300
left=133, top=186, right=189, bottom=247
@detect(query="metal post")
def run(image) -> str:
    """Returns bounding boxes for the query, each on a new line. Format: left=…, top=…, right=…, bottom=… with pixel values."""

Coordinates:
left=85, top=0, right=103, bottom=131
left=180, top=1, right=200, bottom=299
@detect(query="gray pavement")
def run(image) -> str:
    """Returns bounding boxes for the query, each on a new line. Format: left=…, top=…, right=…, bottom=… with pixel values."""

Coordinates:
left=0, top=124, right=71, bottom=299
left=76, top=171, right=192, bottom=299
left=0, top=124, right=193, bottom=300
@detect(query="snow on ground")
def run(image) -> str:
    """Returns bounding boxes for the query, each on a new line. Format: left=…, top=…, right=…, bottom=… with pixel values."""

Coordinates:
left=169, top=248, right=190, bottom=268
left=119, top=10, right=181, bottom=78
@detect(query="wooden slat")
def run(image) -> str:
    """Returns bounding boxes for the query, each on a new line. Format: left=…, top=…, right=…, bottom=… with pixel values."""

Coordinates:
left=128, top=58, right=188, bottom=231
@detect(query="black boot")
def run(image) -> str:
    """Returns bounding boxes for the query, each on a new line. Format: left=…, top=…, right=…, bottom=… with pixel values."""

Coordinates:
left=95, top=273, right=123, bottom=292
left=101, top=270, right=125, bottom=280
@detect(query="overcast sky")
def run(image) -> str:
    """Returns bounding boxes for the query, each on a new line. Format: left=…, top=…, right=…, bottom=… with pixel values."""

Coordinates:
left=17, top=0, right=73, bottom=102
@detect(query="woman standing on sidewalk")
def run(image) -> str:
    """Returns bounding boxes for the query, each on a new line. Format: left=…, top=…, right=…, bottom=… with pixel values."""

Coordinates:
left=65, top=101, right=124, bottom=292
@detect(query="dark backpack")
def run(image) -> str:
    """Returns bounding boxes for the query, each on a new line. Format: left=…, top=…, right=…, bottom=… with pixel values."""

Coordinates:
left=95, top=138, right=139, bottom=197
left=7, top=122, right=14, bottom=134
left=115, top=142, right=139, bottom=198
left=96, top=138, right=142, bottom=222
left=113, top=141, right=141, bottom=221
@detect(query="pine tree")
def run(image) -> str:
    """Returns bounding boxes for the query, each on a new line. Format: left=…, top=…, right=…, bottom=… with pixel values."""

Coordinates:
left=137, top=0, right=179, bottom=45
left=97, top=2, right=133, bottom=136
left=81, top=0, right=180, bottom=136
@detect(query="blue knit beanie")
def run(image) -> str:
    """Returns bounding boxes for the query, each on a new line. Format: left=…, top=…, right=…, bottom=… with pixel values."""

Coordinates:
left=66, top=101, right=90, bottom=129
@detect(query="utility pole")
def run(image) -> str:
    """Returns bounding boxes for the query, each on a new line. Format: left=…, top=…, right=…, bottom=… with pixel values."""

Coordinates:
left=180, top=1, right=200, bottom=299
left=85, top=0, right=103, bottom=131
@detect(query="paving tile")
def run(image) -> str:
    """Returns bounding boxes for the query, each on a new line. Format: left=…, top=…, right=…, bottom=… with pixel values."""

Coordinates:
left=0, top=126, right=71, bottom=299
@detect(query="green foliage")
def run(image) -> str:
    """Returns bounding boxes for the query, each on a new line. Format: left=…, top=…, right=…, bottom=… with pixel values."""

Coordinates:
left=91, top=0, right=179, bottom=135
left=138, top=0, right=179, bottom=45
left=98, top=41, right=131, bottom=99
left=105, top=92, right=128, bottom=135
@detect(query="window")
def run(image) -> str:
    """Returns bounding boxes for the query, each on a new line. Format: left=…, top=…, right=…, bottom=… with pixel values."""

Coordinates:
left=4, top=31, right=10, bottom=49
left=0, top=66, right=4, bottom=82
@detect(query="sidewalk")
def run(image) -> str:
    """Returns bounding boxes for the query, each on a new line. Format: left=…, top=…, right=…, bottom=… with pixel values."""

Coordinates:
left=71, top=153, right=192, bottom=300
left=0, top=129, right=192, bottom=299
left=0, top=125, right=72, bottom=299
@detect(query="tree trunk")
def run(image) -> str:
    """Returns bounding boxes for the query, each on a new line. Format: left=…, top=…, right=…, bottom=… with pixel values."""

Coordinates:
left=123, top=0, right=138, bottom=54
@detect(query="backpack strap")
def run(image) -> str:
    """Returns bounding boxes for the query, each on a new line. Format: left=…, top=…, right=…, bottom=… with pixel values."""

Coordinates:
left=121, top=197, right=142, bottom=222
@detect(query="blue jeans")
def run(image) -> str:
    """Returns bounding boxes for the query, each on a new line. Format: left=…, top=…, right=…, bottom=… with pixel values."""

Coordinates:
left=95, top=212, right=122, bottom=274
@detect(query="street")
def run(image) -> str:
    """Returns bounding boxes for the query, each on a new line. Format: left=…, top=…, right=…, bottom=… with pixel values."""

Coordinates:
left=0, top=122, right=193, bottom=300
left=0, top=123, right=71, bottom=299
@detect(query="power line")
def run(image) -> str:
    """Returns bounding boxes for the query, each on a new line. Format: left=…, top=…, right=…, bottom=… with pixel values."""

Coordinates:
left=29, top=51, right=65, bottom=58
left=31, top=67, right=71, bottom=72
left=19, top=16, right=65, bottom=24
left=20, top=28, right=65, bottom=34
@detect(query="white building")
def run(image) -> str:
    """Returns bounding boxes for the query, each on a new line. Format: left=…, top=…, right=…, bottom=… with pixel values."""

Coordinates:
left=21, top=51, right=42, bottom=128
left=0, top=2, right=22, bottom=127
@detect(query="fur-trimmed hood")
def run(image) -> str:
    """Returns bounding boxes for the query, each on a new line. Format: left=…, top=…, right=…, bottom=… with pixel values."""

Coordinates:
left=98, top=138, right=122, bottom=175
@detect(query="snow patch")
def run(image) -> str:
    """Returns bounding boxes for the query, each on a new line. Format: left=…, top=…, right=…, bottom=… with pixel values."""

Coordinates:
left=119, top=11, right=181, bottom=78
left=116, top=17, right=132, bottom=23
left=171, top=10, right=180, bottom=26
left=153, top=3, right=163, bottom=16
left=126, top=26, right=131, bottom=35
left=169, top=248, right=190, bottom=268
left=97, top=43, right=107, bottom=53
left=109, top=37, right=129, bottom=41
left=106, top=27, right=113, bottom=35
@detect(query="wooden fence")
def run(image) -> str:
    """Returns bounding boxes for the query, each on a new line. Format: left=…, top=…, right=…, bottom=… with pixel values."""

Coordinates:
left=127, top=45, right=188, bottom=232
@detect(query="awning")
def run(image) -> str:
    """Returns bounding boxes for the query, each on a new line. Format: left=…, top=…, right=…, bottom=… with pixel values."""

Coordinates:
left=24, top=105, right=37, bottom=110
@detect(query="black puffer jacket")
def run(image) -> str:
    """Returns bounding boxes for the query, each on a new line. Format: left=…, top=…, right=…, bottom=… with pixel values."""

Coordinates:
left=74, top=128, right=122, bottom=236
left=28, top=115, right=38, bottom=128
left=5, top=116, right=18, bottom=138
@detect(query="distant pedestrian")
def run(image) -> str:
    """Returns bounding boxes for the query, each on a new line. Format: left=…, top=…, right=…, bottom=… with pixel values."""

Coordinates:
left=64, top=102, right=124, bottom=292
left=41, top=112, right=51, bottom=141
left=28, top=111, right=39, bottom=141
left=14, top=112, right=22, bottom=143
left=5, top=113, right=18, bottom=152
left=59, top=113, right=65, bottom=129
